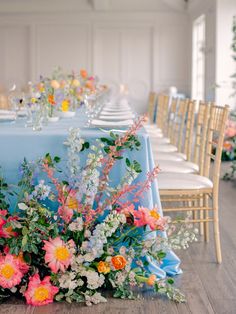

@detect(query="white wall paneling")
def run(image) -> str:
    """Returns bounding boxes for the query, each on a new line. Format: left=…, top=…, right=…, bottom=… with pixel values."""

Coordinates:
left=0, top=25, right=30, bottom=89
left=0, top=11, right=190, bottom=112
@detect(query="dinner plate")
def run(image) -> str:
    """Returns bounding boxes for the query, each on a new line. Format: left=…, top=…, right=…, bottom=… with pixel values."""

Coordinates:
left=91, top=119, right=133, bottom=128
left=100, top=110, right=133, bottom=116
left=0, top=114, right=16, bottom=123
left=98, top=114, right=135, bottom=120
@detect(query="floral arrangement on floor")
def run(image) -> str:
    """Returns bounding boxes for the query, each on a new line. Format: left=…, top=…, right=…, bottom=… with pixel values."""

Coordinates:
left=222, top=17, right=236, bottom=180
left=223, top=113, right=236, bottom=180
left=0, top=116, right=197, bottom=306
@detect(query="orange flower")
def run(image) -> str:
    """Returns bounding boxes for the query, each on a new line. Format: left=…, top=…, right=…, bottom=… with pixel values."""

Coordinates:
left=111, top=255, right=127, bottom=270
left=223, top=141, right=232, bottom=151
left=80, top=69, right=88, bottom=79
left=147, top=274, right=156, bottom=286
left=97, top=261, right=110, bottom=274
left=85, top=80, right=94, bottom=90
left=48, top=94, right=55, bottom=106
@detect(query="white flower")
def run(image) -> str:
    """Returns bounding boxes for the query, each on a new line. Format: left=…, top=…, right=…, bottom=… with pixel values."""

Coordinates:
left=119, top=246, right=126, bottom=255
left=68, top=217, right=84, bottom=232
left=85, top=292, right=107, bottom=306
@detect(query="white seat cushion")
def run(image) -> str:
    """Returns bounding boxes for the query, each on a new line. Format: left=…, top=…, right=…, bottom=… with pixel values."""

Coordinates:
left=154, top=152, right=187, bottom=162
left=149, top=136, right=170, bottom=144
left=144, top=125, right=162, bottom=133
left=152, top=144, right=178, bottom=153
left=158, top=173, right=213, bottom=190
left=148, top=132, right=164, bottom=139
left=158, top=160, right=199, bottom=174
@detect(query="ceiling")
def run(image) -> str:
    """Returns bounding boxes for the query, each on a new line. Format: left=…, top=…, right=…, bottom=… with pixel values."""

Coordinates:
left=0, top=0, right=190, bottom=14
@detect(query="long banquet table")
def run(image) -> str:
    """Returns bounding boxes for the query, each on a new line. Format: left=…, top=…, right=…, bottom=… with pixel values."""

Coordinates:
left=0, top=110, right=181, bottom=278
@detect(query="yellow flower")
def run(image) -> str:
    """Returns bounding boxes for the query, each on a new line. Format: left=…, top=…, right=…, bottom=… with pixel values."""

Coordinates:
left=150, top=209, right=160, bottom=220
left=61, top=99, right=70, bottom=112
left=71, top=79, right=80, bottom=87
left=97, top=261, right=110, bottom=274
left=31, top=97, right=37, bottom=103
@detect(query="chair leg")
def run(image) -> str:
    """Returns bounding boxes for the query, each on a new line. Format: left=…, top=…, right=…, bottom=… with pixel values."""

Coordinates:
left=199, top=197, right=204, bottom=235
left=204, top=194, right=209, bottom=242
left=213, top=193, right=222, bottom=264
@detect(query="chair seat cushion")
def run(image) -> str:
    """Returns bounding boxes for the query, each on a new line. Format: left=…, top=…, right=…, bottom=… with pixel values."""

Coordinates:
left=158, top=173, right=213, bottom=190
left=148, top=132, right=164, bottom=139
left=158, top=160, right=199, bottom=174
left=149, top=136, right=170, bottom=143
left=154, top=152, right=187, bottom=162
left=152, top=144, right=178, bottom=153
left=144, top=125, right=162, bottom=133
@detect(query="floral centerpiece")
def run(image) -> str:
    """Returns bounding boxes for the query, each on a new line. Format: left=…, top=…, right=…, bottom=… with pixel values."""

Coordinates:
left=0, top=116, right=197, bottom=306
left=32, top=68, right=98, bottom=121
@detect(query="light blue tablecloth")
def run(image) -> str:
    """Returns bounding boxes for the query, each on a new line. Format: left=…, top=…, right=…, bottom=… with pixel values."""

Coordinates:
left=0, top=111, right=181, bottom=278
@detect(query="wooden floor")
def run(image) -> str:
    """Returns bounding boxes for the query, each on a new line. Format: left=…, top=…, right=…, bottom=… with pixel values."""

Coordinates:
left=1, top=164, right=236, bottom=314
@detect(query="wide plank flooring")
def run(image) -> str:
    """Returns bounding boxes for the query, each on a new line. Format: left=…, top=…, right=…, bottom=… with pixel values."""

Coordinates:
left=1, top=163, right=236, bottom=314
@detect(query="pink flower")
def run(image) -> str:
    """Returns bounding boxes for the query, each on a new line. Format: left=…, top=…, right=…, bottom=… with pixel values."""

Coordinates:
left=43, top=237, right=73, bottom=273
left=0, top=254, right=24, bottom=289
left=127, top=206, right=168, bottom=231
left=58, top=205, right=73, bottom=223
left=0, top=211, right=18, bottom=238
left=24, top=274, right=59, bottom=306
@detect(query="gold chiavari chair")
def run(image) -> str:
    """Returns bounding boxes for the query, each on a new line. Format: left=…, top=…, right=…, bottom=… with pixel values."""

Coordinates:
left=147, top=91, right=157, bottom=124
left=148, top=97, right=178, bottom=144
left=151, top=99, right=195, bottom=155
left=157, top=101, right=211, bottom=174
left=158, top=104, right=229, bottom=263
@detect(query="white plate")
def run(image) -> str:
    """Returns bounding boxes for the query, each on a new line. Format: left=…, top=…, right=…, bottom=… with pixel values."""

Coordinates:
left=0, top=114, right=16, bottom=122
left=91, top=119, right=133, bottom=128
left=99, top=114, right=135, bottom=120
left=100, top=110, right=133, bottom=116
left=58, top=111, right=76, bottom=118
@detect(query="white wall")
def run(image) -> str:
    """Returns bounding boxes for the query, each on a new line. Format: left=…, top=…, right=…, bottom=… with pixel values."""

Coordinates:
left=0, top=7, right=190, bottom=112
left=215, top=0, right=236, bottom=109
left=188, top=0, right=216, bottom=102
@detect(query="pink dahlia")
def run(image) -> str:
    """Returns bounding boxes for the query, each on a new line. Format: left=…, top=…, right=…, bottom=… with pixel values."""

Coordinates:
left=24, top=273, right=59, bottom=306
left=0, top=254, right=24, bottom=289
left=43, top=237, right=73, bottom=273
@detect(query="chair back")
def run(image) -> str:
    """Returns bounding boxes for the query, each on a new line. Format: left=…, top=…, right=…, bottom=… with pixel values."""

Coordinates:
left=184, top=100, right=196, bottom=160
left=156, top=94, right=169, bottom=133
left=171, top=98, right=188, bottom=149
left=147, top=92, right=156, bottom=123
left=167, top=97, right=178, bottom=140
left=193, top=101, right=211, bottom=175
left=204, top=105, right=229, bottom=188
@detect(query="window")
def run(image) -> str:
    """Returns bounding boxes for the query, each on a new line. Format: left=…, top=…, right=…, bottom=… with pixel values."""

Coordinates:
left=192, top=15, right=206, bottom=101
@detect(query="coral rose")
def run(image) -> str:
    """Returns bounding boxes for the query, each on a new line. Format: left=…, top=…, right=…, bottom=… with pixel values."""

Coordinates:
left=111, top=255, right=127, bottom=270
left=97, top=261, right=110, bottom=274
left=24, top=274, right=59, bottom=306
left=50, top=80, right=60, bottom=89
